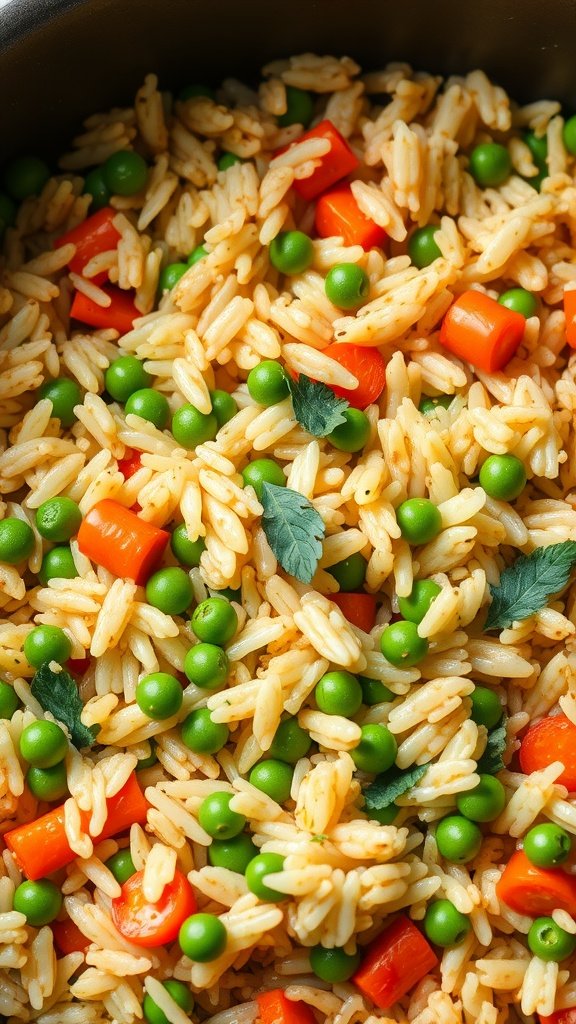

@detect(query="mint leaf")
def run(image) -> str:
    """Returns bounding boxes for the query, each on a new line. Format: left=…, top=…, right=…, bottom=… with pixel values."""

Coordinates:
left=287, top=374, right=348, bottom=438
left=477, top=722, right=507, bottom=774
left=31, top=664, right=99, bottom=750
left=260, top=483, right=325, bottom=584
left=363, top=763, right=428, bottom=811
left=485, top=541, right=576, bottom=630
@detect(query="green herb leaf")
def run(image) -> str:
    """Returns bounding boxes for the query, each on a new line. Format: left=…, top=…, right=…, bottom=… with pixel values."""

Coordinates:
left=363, top=763, right=428, bottom=812
left=287, top=374, right=349, bottom=438
left=31, top=664, right=99, bottom=750
left=485, top=541, right=576, bottom=630
left=477, top=722, right=507, bottom=774
left=260, top=482, right=325, bottom=584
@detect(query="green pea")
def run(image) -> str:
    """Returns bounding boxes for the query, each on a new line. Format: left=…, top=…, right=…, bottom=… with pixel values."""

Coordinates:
left=26, top=762, right=68, bottom=802
left=179, top=912, right=227, bottom=961
left=218, top=152, right=245, bottom=171
left=188, top=244, right=208, bottom=266
left=23, top=625, right=72, bottom=669
left=314, top=670, right=363, bottom=717
left=329, top=552, right=367, bottom=592
left=135, top=672, right=183, bottom=721
left=469, top=143, right=511, bottom=187
left=158, top=262, right=188, bottom=294
left=106, top=849, right=137, bottom=884
left=563, top=115, right=576, bottom=155
left=0, top=518, right=34, bottom=565
left=479, top=454, right=526, bottom=501
left=145, top=567, right=193, bottom=616
left=419, top=395, right=454, bottom=416
left=351, top=723, right=397, bottom=774
left=278, top=86, right=314, bottom=128
left=269, top=230, right=314, bottom=275
left=423, top=899, right=471, bottom=947
left=4, top=157, right=50, bottom=201
left=325, top=263, right=370, bottom=309
left=184, top=643, right=228, bottom=690
left=498, top=288, right=538, bottom=319
left=35, top=497, right=82, bottom=543
left=13, top=878, right=62, bottom=927
left=528, top=917, right=576, bottom=962
left=249, top=760, right=294, bottom=803
left=0, top=680, right=19, bottom=719
left=103, top=150, right=148, bottom=196
left=247, top=361, right=289, bottom=406
left=359, top=676, right=394, bottom=706
left=38, top=377, right=81, bottom=427
left=435, top=815, right=483, bottom=864
left=105, top=356, right=151, bottom=403
left=396, top=498, right=442, bottom=545
left=456, top=774, right=506, bottom=823
left=191, top=597, right=238, bottom=644
left=524, top=131, right=548, bottom=169
left=328, top=408, right=370, bottom=452
left=143, top=980, right=193, bottom=1024
left=198, top=791, right=246, bottom=840
left=19, top=720, right=67, bottom=768
left=408, top=225, right=442, bottom=269
left=526, top=168, right=547, bottom=192
left=125, top=388, right=170, bottom=430
left=469, top=686, right=502, bottom=730
left=210, top=389, right=237, bottom=428
left=208, top=833, right=257, bottom=872
left=268, top=718, right=312, bottom=764
left=380, top=620, right=429, bottom=667
left=398, top=580, right=442, bottom=625
left=179, top=84, right=216, bottom=102
left=523, top=823, right=572, bottom=868
left=367, top=803, right=399, bottom=825
left=309, top=945, right=361, bottom=983
left=0, top=192, right=17, bottom=235
left=181, top=708, right=229, bottom=754
left=172, top=404, right=217, bottom=448
left=170, top=524, right=205, bottom=567
left=245, top=852, right=286, bottom=902
left=214, top=586, right=241, bottom=602
left=242, top=458, right=286, bottom=500
left=137, top=740, right=158, bottom=770
left=38, top=546, right=77, bottom=585
left=83, top=167, right=111, bottom=211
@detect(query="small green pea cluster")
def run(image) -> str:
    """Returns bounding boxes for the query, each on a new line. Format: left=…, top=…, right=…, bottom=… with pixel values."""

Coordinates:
left=19, top=715, right=69, bottom=803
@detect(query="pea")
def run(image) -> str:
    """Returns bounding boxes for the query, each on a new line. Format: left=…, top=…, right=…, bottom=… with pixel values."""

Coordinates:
left=143, top=980, right=193, bottom=1024
left=35, top=497, right=82, bottom=543
left=328, top=408, right=370, bottom=452
left=83, top=167, right=111, bottom=211
left=19, top=720, right=67, bottom=768
left=479, top=454, right=526, bottom=501
left=269, top=230, right=314, bottom=275
left=105, top=356, right=151, bottom=403
left=208, top=833, right=257, bottom=872
left=564, top=115, right=576, bottom=155
left=408, top=225, right=442, bottom=269
left=528, top=917, right=576, bottom=962
left=23, top=625, right=72, bottom=669
left=249, top=760, right=294, bottom=803
left=103, top=150, right=148, bottom=196
left=367, top=803, right=398, bottom=825
left=351, top=723, right=397, bottom=774
left=198, top=791, right=246, bottom=839
left=4, top=156, right=50, bottom=201
left=179, top=912, right=227, bottom=961
left=380, top=620, right=429, bottom=667
left=523, top=823, right=572, bottom=868
left=329, top=552, right=367, bottom=592
left=106, top=849, right=137, bottom=884
left=0, top=680, right=19, bottom=719
left=179, top=84, right=215, bottom=101
left=526, top=168, right=546, bottom=192
left=38, top=377, right=81, bottom=427
left=314, top=670, right=363, bottom=717
left=26, top=762, right=68, bottom=802
left=159, top=262, right=188, bottom=293
left=469, top=143, right=511, bottom=187
left=215, top=586, right=241, bottom=602
left=435, top=815, right=483, bottom=864
left=396, top=498, right=442, bottom=545
left=247, top=361, right=289, bottom=406
left=125, top=388, right=170, bottom=430
left=498, top=288, right=538, bottom=319
left=245, top=852, right=286, bottom=902
left=145, top=567, right=193, bottom=616
left=469, top=686, right=502, bottom=730
left=38, top=546, right=77, bottom=585
left=524, top=131, right=548, bottom=169
left=325, top=263, right=370, bottom=309
left=359, top=676, right=394, bottom=706
left=210, top=389, right=237, bottom=428
left=135, top=672, right=183, bottom=721
left=13, top=878, right=62, bottom=927
left=419, top=395, right=453, bottom=416
left=0, top=192, right=17, bottom=235
left=137, top=740, right=158, bottom=770
left=278, top=86, right=314, bottom=128
left=242, top=458, right=286, bottom=499
left=309, top=945, right=361, bottom=983
left=191, top=597, right=238, bottom=645
left=172, top=404, right=217, bottom=448
left=218, top=152, right=245, bottom=171
left=423, top=899, right=471, bottom=947
left=456, top=774, right=506, bottom=823
left=188, top=244, right=208, bottom=266
left=0, top=518, right=34, bottom=564
left=398, top=580, right=442, bottom=625
left=170, top=523, right=206, bottom=568
left=268, top=717, right=312, bottom=764
left=184, top=643, right=228, bottom=690
left=181, top=708, right=229, bottom=754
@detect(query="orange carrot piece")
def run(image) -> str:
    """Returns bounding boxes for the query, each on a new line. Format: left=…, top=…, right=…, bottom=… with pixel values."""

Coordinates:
left=257, top=989, right=317, bottom=1024
left=77, top=498, right=169, bottom=584
left=70, top=287, right=138, bottom=334
left=315, top=182, right=387, bottom=249
left=439, top=290, right=525, bottom=372
left=331, top=592, right=377, bottom=632
left=352, top=914, right=438, bottom=1008
left=496, top=850, right=576, bottom=918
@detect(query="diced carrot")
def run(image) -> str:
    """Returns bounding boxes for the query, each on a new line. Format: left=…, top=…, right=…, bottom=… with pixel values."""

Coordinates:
left=439, top=290, right=525, bottom=372
left=519, top=714, right=576, bottom=791
left=77, top=498, right=169, bottom=585
left=277, top=120, right=359, bottom=201
left=55, top=207, right=121, bottom=284
left=331, top=592, right=377, bottom=632
left=315, top=182, right=387, bottom=249
left=70, top=287, right=139, bottom=334
left=256, top=989, right=317, bottom=1024
left=564, top=288, right=576, bottom=348
left=353, top=914, right=438, bottom=1009
left=320, top=342, right=386, bottom=408
left=52, top=918, right=90, bottom=955
left=496, top=850, right=576, bottom=917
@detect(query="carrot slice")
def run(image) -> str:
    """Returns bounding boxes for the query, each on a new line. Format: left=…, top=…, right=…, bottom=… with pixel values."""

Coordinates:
left=256, top=989, right=316, bottom=1024
left=77, top=498, right=169, bottom=585
left=321, top=342, right=386, bottom=408
left=353, top=914, right=438, bottom=1008
left=331, top=592, right=377, bottom=632
left=519, top=714, right=576, bottom=791
left=496, top=850, right=576, bottom=917
left=564, top=288, right=576, bottom=348
left=439, top=290, right=525, bottom=372
left=56, top=206, right=121, bottom=284
left=52, top=918, right=90, bottom=955
left=276, top=119, right=359, bottom=201
left=315, top=182, right=387, bottom=249
left=112, top=869, right=196, bottom=948
left=70, top=287, right=138, bottom=334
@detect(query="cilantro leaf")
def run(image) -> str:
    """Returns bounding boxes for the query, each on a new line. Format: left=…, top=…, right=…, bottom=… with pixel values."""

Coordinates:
left=363, top=763, right=428, bottom=811
left=287, top=374, right=348, bottom=438
left=477, top=722, right=507, bottom=774
left=260, top=482, right=325, bottom=584
left=31, top=664, right=99, bottom=750
left=485, top=541, right=576, bottom=630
